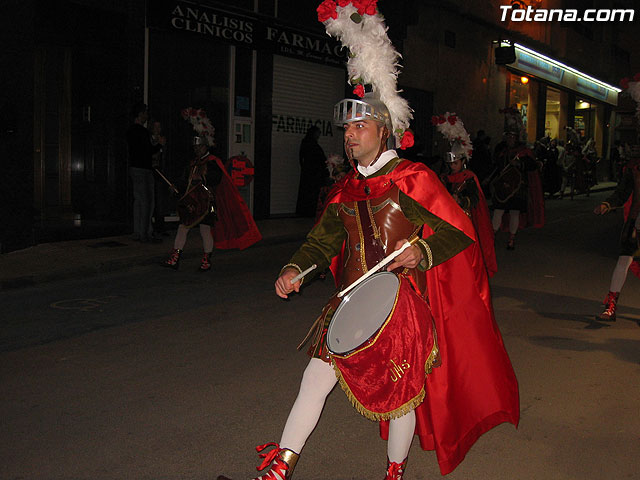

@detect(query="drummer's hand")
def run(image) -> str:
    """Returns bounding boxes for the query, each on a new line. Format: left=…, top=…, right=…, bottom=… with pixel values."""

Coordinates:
left=275, top=268, right=301, bottom=299
left=593, top=203, right=609, bottom=215
left=387, top=239, right=423, bottom=271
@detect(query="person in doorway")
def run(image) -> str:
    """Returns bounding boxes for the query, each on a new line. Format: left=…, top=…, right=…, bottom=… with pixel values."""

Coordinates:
left=127, top=103, right=165, bottom=243
left=150, top=120, right=169, bottom=236
left=296, top=126, right=329, bottom=217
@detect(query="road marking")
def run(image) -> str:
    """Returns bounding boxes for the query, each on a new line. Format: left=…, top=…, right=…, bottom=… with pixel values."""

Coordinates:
left=50, top=296, right=119, bottom=312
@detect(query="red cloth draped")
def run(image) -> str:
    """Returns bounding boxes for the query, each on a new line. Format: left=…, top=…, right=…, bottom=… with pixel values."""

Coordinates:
left=445, top=170, right=497, bottom=277
left=331, top=276, right=437, bottom=419
left=210, top=156, right=262, bottom=250
left=622, top=196, right=640, bottom=278
left=500, top=170, right=545, bottom=230
left=325, top=160, right=519, bottom=475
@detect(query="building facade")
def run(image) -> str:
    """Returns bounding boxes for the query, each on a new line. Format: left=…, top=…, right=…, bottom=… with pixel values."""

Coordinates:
left=1, top=0, right=637, bottom=251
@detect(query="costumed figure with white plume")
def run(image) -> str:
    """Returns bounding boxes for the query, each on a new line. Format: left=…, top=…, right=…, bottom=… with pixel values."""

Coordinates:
left=436, top=113, right=497, bottom=278
left=162, top=108, right=261, bottom=272
left=315, top=152, right=350, bottom=222
left=218, top=2, right=518, bottom=479
left=490, top=106, right=544, bottom=250
left=593, top=73, right=640, bottom=322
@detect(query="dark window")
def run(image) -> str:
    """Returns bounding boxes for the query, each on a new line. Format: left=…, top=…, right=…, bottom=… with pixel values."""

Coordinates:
left=444, top=30, right=456, bottom=49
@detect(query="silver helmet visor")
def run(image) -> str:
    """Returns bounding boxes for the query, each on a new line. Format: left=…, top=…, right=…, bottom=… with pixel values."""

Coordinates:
left=334, top=98, right=389, bottom=127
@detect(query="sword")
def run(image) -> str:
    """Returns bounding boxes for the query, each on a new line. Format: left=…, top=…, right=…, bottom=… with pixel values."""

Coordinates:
left=154, top=168, right=179, bottom=194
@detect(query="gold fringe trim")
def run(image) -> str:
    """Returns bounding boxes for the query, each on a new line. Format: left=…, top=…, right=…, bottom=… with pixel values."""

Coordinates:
left=331, top=341, right=440, bottom=421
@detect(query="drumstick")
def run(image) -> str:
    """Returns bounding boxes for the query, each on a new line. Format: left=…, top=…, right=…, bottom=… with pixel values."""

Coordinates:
left=338, top=237, right=420, bottom=298
left=290, top=264, right=317, bottom=284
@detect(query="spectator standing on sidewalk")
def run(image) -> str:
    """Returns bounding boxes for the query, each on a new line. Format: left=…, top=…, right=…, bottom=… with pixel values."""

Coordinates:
left=150, top=120, right=169, bottom=236
left=126, top=103, right=164, bottom=243
left=296, top=126, right=329, bottom=217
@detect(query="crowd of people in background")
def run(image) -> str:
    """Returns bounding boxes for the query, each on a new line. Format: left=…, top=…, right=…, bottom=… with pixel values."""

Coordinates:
left=126, top=100, right=638, bottom=323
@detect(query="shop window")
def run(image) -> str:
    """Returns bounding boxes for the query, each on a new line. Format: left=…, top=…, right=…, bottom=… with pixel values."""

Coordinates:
left=508, top=74, right=529, bottom=132
left=545, top=87, right=560, bottom=139
left=574, top=99, right=594, bottom=141
left=235, top=47, right=253, bottom=117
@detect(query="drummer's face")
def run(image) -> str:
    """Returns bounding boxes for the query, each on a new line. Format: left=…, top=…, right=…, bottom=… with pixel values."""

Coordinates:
left=194, top=144, right=207, bottom=156
left=343, top=119, right=385, bottom=167
left=450, top=159, right=464, bottom=173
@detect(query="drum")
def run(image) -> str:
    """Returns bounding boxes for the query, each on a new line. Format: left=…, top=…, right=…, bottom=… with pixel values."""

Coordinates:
left=327, top=272, right=399, bottom=355
left=490, top=163, right=523, bottom=204
left=177, top=183, right=215, bottom=228
left=327, top=272, right=438, bottom=420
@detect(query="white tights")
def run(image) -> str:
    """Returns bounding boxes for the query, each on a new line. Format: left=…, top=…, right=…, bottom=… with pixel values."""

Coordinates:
left=492, top=209, right=520, bottom=234
left=609, top=255, right=633, bottom=293
left=280, top=358, right=415, bottom=463
left=173, top=223, right=213, bottom=252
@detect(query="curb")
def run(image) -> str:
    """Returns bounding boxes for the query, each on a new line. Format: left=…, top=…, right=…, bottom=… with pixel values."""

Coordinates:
left=0, top=232, right=307, bottom=291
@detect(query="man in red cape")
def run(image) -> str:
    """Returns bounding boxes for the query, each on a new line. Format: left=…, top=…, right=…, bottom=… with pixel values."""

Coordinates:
left=218, top=92, right=518, bottom=480
left=163, top=137, right=261, bottom=271
left=492, top=128, right=545, bottom=250
left=593, top=150, right=640, bottom=321
left=439, top=134, right=497, bottom=278
left=329, top=144, right=518, bottom=476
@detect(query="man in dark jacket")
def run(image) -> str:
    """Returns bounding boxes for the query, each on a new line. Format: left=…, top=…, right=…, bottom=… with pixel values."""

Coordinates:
left=126, top=103, right=164, bottom=242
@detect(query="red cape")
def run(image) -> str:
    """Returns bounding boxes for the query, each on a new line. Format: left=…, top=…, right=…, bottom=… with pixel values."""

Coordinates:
left=497, top=145, right=545, bottom=231
left=326, top=160, right=519, bottom=475
left=210, top=156, right=262, bottom=250
left=446, top=170, right=498, bottom=278
left=623, top=184, right=639, bottom=279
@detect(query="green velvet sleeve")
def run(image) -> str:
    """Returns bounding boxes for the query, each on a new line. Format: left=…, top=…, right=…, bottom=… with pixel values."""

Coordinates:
left=284, top=203, right=346, bottom=281
left=400, top=191, right=474, bottom=269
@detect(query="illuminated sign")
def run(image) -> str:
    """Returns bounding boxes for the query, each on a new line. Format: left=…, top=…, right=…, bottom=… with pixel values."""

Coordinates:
left=501, top=41, right=620, bottom=105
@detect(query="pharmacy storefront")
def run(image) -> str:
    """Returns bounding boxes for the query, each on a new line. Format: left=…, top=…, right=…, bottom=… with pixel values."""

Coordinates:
left=146, top=1, right=347, bottom=218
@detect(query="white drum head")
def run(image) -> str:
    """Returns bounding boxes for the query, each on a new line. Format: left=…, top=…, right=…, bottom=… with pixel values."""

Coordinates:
left=327, top=272, right=399, bottom=355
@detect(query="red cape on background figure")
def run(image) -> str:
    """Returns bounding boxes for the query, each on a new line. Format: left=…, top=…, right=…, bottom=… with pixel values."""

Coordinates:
left=324, top=159, right=519, bottom=475
left=445, top=169, right=498, bottom=278
left=622, top=162, right=640, bottom=279
left=209, top=156, right=262, bottom=250
left=498, top=144, right=545, bottom=231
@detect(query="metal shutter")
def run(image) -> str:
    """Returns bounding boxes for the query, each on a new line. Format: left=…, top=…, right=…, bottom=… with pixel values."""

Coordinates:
left=270, top=55, right=345, bottom=215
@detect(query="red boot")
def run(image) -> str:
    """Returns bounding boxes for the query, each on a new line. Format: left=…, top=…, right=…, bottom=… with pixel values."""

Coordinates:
left=596, top=291, right=619, bottom=321
left=199, top=252, right=212, bottom=272
left=217, top=443, right=299, bottom=480
left=162, top=248, right=182, bottom=270
left=384, top=457, right=407, bottom=480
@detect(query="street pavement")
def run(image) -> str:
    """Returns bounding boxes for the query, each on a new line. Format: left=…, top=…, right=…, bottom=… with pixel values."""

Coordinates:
left=1, top=184, right=639, bottom=480
left=0, top=217, right=315, bottom=291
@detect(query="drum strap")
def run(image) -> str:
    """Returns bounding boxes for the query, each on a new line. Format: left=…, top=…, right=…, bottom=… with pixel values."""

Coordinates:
left=298, top=304, right=332, bottom=351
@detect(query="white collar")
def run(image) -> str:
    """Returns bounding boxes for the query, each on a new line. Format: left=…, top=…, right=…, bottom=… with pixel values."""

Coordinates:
left=356, top=150, right=398, bottom=177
